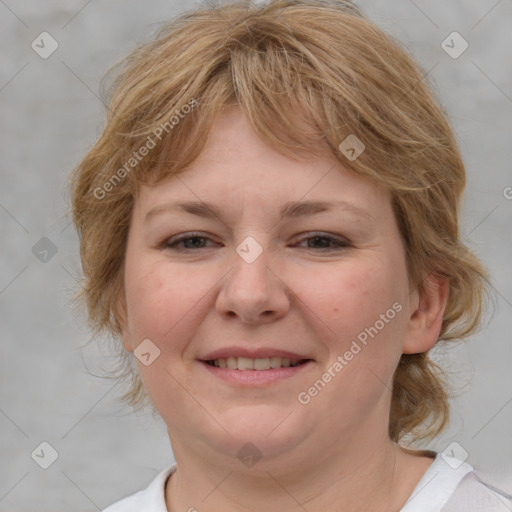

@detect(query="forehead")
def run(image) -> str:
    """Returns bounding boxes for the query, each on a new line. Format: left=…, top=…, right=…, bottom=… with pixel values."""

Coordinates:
left=133, top=107, right=392, bottom=223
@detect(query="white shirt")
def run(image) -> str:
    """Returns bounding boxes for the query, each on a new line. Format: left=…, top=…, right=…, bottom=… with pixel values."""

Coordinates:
left=103, top=452, right=512, bottom=511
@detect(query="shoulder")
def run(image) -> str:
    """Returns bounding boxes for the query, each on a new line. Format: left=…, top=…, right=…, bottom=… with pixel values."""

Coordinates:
left=102, top=465, right=176, bottom=512
left=401, top=452, right=512, bottom=512
left=442, top=471, right=512, bottom=511
left=102, top=490, right=144, bottom=512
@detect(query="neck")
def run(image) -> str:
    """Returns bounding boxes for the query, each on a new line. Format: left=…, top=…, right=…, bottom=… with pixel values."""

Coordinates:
left=165, top=429, right=432, bottom=512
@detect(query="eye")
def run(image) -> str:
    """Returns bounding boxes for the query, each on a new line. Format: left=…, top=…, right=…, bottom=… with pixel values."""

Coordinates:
left=161, top=232, right=351, bottom=252
left=295, top=233, right=351, bottom=251
left=162, top=232, right=220, bottom=251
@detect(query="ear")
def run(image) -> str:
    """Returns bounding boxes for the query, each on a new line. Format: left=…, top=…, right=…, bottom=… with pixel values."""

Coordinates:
left=402, top=274, right=449, bottom=354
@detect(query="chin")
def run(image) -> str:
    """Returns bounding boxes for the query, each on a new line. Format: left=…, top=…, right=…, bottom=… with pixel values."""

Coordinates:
left=195, top=405, right=310, bottom=464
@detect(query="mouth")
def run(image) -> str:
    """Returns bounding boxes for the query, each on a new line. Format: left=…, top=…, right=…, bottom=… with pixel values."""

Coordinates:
left=203, top=356, right=312, bottom=370
left=199, top=355, right=314, bottom=386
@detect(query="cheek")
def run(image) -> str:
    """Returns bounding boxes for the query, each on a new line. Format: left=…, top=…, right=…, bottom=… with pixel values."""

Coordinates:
left=123, top=261, right=212, bottom=407
left=307, top=264, right=407, bottom=408
left=125, top=264, right=170, bottom=338
left=305, top=262, right=409, bottom=399
left=124, top=259, right=216, bottom=345
left=304, top=259, right=404, bottom=340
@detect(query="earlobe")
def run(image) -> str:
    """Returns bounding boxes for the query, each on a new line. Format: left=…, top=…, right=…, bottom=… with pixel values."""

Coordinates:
left=402, top=274, right=449, bottom=354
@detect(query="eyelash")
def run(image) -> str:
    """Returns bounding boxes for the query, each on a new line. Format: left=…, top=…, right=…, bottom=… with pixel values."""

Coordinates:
left=162, top=232, right=351, bottom=252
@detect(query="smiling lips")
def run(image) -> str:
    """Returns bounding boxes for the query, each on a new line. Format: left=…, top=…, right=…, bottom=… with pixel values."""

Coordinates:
left=206, top=356, right=307, bottom=370
left=200, top=347, right=312, bottom=371
left=200, top=356, right=313, bottom=385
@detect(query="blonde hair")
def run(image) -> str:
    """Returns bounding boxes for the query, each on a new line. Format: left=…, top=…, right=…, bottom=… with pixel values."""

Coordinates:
left=70, top=0, right=490, bottom=442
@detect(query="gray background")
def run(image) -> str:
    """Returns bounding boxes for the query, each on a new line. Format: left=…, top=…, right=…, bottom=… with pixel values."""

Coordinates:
left=1, top=0, right=511, bottom=510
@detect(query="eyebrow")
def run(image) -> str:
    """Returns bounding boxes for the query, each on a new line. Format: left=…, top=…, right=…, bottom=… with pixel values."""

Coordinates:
left=144, top=199, right=374, bottom=225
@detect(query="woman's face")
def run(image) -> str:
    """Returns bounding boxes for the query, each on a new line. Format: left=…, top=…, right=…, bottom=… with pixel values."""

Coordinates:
left=120, top=106, right=427, bottom=468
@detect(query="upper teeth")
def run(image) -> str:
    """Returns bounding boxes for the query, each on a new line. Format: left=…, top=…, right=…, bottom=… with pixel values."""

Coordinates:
left=210, top=357, right=303, bottom=370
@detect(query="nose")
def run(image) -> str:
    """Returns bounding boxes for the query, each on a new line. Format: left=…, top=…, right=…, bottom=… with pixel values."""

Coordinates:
left=215, top=241, right=291, bottom=324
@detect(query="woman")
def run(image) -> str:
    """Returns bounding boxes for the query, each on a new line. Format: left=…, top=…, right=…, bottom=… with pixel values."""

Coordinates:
left=70, top=0, right=511, bottom=510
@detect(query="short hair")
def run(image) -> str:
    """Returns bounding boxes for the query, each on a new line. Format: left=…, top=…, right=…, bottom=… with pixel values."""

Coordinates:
left=70, top=0, right=490, bottom=443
